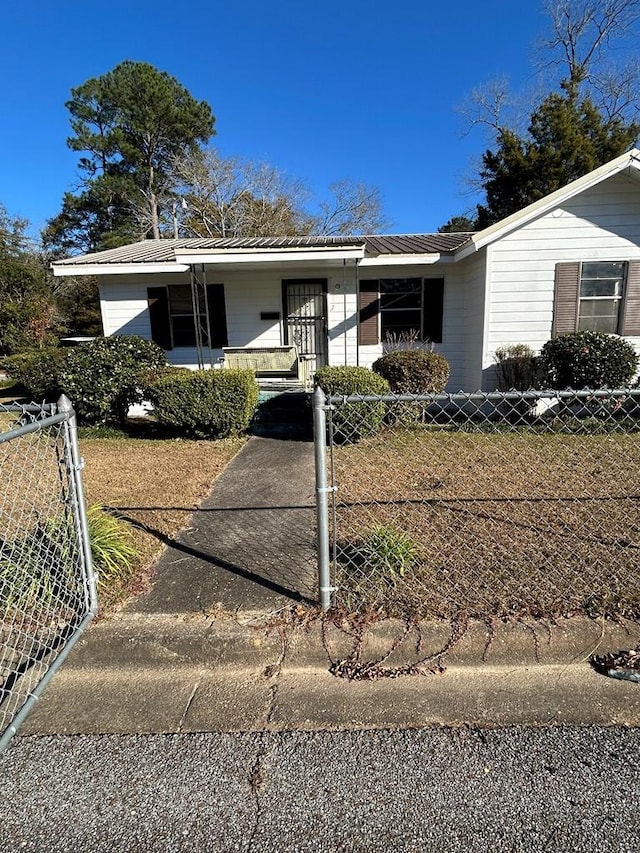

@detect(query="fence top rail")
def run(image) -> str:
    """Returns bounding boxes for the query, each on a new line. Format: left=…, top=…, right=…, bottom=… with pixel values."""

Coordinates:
left=0, top=410, right=70, bottom=444
left=327, top=388, right=640, bottom=404
left=0, top=402, right=58, bottom=414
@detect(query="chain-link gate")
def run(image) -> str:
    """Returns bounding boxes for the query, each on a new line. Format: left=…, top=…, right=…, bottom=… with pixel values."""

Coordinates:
left=313, top=388, right=640, bottom=621
left=0, top=397, right=97, bottom=751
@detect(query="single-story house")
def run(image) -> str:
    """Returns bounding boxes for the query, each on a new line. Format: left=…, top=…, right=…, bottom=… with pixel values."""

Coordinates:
left=52, top=148, right=640, bottom=391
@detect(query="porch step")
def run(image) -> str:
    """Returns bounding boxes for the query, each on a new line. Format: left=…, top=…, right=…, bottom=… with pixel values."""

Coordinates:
left=252, top=391, right=312, bottom=440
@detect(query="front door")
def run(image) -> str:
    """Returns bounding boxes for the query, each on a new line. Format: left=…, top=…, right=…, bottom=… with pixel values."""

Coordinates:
left=283, top=280, right=327, bottom=374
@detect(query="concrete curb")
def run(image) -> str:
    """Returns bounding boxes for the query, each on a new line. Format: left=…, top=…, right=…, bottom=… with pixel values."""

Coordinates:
left=19, top=612, right=640, bottom=736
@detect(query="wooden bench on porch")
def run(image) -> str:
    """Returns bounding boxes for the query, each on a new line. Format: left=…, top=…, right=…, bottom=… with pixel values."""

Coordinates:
left=220, top=345, right=313, bottom=388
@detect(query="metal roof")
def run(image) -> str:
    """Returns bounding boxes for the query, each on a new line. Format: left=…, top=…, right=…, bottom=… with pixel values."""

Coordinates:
left=54, top=232, right=474, bottom=267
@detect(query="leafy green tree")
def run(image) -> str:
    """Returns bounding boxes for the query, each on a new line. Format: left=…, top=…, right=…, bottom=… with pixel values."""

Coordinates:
left=444, top=0, right=640, bottom=231
left=438, top=215, right=477, bottom=233
left=54, top=276, right=103, bottom=337
left=45, top=61, right=215, bottom=254
left=0, top=205, right=58, bottom=355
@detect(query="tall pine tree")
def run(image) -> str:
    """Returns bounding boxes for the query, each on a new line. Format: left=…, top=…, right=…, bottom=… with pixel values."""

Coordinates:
left=44, top=61, right=215, bottom=254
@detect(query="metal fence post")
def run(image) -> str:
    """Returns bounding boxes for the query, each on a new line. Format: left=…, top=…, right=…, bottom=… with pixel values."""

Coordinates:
left=57, top=394, right=98, bottom=615
left=312, top=386, right=332, bottom=610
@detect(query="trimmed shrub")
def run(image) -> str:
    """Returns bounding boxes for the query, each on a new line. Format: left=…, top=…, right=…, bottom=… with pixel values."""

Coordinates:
left=1, top=348, right=69, bottom=400
left=315, top=365, right=390, bottom=440
left=372, top=350, right=450, bottom=393
left=59, top=336, right=168, bottom=425
left=144, top=368, right=259, bottom=438
left=539, top=331, right=639, bottom=389
left=494, top=344, right=542, bottom=391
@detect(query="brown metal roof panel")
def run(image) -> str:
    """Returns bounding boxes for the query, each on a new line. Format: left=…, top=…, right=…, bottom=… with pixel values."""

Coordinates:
left=56, top=233, right=474, bottom=266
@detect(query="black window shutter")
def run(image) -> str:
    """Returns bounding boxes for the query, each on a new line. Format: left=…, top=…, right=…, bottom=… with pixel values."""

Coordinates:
left=207, top=283, right=228, bottom=348
left=621, top=261, right=640, bottom=337
left=358, top=280, right=380, bottom=345
left=423, top=278, right=444, bottom=343
left=552, top=262, right=580, bottom=337
left=147, top=287, right=172, bottom=350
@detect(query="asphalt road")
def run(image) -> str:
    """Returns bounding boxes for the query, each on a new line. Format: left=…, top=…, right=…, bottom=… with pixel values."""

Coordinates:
left=2, top=726, right=639, bottom=852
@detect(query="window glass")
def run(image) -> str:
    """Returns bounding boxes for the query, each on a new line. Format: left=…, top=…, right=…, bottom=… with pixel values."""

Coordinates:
left=169, top=285, right=193, bottom=314
left=581, top=261, right=625, bottom=279
left=580, top=277, right=624, bottom=298
left=168, top=284, right=208, bottom=347
left=379, top=279, right=422, bottom=341
left=578, top=262, right=625, bottom=334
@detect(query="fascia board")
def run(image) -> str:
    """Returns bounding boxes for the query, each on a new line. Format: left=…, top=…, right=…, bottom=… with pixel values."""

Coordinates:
left=174, top=249, right=365, bottom=264
left=52, top=263, right=190, bottom=277
left=359, top=253, right=443, bottom=266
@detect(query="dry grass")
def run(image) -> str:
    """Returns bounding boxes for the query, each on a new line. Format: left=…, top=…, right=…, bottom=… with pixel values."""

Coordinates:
left=80, top=436, right=245, bottom=607
left=332, top=428, right=640, bottom=620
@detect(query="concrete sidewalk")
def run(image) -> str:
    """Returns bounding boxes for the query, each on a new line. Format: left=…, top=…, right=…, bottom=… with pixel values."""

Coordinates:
left=21, top=612, right=640, bottom=735
left=17, top=434, right=640, bottom=736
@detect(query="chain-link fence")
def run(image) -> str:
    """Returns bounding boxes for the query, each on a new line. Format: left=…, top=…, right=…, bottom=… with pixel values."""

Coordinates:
left=0, top=398, right=97, bottom=751
left=313, top=388, right=640, bottom=621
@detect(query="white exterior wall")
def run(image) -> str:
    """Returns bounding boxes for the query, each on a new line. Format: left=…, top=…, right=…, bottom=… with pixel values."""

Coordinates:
left=455, top=250, right=487, bottom=391
left=484, top=173, right=640, bottom=387
left=98, top=259, right=484, bottom=388
left=100, top=266, right=348, bottom=370
left=351, top=262, right=484, bottom=391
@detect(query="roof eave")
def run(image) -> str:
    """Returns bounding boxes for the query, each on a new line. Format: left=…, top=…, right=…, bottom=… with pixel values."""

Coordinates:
left=359, top=253, right=444, bottom=266
left=174, top=247, right=365, bottom=264
left=52, top=262, right=190, bottom=277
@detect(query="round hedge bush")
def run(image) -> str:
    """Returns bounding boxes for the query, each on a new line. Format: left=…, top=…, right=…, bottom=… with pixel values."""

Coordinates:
left=144, top=368, right=259, bottom=438
left=315, top=366, right=390, bottom=440
left=59, top=335, right=168, bottom=424
left=538, top=331, right=639, bottom=390
left=371, top=350, right=450, bottom=393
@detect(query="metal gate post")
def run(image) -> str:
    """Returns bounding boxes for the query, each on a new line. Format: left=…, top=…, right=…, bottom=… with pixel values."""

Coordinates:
left=57, top=394, right=98, bottom=615
left=312, top=386, right=332, bottom=610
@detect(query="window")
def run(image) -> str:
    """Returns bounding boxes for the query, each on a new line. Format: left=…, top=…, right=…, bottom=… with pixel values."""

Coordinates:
left=147, top=283, right=228, bottom=350
left=380, top=279, right=423, bottom=340
left=553, top=261, right=640, bottom=338
left=359, top=278, right=444, bottom=344
left=169, top=285, right=208, bottom=347
left=578, top=262, right=626, bottom=333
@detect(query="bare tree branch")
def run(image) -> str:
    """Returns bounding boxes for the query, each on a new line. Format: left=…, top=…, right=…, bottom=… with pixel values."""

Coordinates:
left=312, top=180, right=390, bottom=236
left=542, top=0, right=640, bottom=93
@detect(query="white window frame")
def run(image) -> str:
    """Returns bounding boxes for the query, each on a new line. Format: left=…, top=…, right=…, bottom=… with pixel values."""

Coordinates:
left=578, top=261, right=627, bottom=334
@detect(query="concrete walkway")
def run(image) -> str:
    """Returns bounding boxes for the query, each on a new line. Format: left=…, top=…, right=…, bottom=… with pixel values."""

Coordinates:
left=14, top=434, right=640, bottom=737
left=126, top=436, right=318, bottom=616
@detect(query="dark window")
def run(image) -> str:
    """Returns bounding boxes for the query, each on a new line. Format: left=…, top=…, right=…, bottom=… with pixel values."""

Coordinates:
left=380, top=279, right=423, bottom=342
left=578, top=262, right=626, bottom=333
left=169, top=285, right=207, bottom=346
left=359, top=278, right=444, bottom=344
left=147, top=283, right=228, bottom=350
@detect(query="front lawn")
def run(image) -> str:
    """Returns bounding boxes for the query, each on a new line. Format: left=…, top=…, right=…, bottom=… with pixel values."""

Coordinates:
left=331, top=428, right=640, bottom=620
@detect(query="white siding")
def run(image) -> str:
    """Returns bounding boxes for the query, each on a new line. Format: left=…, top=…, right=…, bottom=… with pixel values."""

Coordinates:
left=456, top=250, right=487, bottom=391
left=98, top=260, right=481, bottom=386
left=485, top=174, right=640, bottom=384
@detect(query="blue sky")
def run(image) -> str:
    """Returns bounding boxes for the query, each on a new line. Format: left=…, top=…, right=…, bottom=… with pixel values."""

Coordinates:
left=1, top=1, right=549, bottom=240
